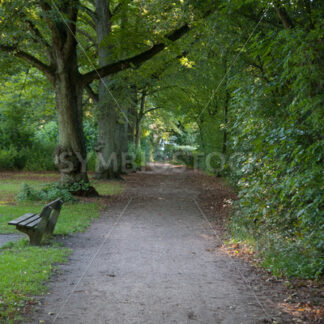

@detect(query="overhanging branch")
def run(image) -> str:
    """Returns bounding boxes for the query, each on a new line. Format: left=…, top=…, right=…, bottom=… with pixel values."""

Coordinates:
left=0, top=44, right=54, bottom=83
left=81, top=24, right=190, bottom=86
left=25, top=18, right=50, bottom=48
left=143, top=107, right=161, bottom=115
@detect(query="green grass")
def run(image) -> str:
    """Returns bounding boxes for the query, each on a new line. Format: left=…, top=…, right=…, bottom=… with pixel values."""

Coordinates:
left=0, top=180, right=44, bottom=202
left=0, top=177, right=124, bottom=234
left=0, top=202, right=101, bottom=234
left=9, top=172, right=59, bottom=178
left=55, top=202, right=101, bottom=234
left=0, top=240, right=70, bottom=322
left=0, top=172, right=124, bottom=321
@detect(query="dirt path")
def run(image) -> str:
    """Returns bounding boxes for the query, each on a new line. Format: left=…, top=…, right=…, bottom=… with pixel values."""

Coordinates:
left=28, top=164, right=294, bottom=324
left=0, top=233, right=23, bottom=247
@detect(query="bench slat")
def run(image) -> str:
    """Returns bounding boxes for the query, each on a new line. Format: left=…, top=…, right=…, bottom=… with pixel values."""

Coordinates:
left=8, top=213, right=37, bottom=226
left=18, top=214, right=40, bottom=227
left=25, top=218, right=41, bottom=228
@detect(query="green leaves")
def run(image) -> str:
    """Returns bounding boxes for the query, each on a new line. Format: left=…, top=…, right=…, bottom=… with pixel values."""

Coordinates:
left=226, top=13, right=324, bottom=278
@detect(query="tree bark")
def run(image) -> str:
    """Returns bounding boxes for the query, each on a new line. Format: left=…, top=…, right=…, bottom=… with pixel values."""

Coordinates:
left=274, top=2, right=294, bottom=29
left=222, top=55, right=229, bottom=155
left=222, top=90, right=229, bottom=155
left=94, top=0, right=124, bottom=179
left=135, top=91, right=146, bottom=150
left=54, top=70, right=89, bottom=184
left=48, top=3, right=91, bottom=187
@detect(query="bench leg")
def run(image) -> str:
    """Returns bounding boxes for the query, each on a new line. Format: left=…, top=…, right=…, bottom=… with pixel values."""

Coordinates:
left=45, top=209, right=61, bottom=236
left=16, top=226, right=43, bottom=246
left=29, top=231, right=43, bottom=246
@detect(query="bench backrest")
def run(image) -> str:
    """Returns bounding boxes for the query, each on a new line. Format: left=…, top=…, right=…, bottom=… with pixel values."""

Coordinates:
left=38, top=198, right=64, bottom=234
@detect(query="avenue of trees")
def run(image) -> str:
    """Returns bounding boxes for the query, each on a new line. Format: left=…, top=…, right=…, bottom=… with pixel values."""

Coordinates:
left=0, top=0, right=323, bottom=277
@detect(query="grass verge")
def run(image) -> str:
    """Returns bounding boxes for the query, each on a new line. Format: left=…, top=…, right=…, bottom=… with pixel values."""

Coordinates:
left=0, top=171, right=124, bottom=321
left=0, top=240, right=70, bottom=322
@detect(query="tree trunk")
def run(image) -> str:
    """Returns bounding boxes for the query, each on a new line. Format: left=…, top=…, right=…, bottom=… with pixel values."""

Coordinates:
left=135, top=117, right=142, bottom=150
left=222, top=54, right=229, bottom=155
left=50, top=22, right=90, bottom=186
left=128, top=104, right=136, bottom=144
left=54, top=75, right=89, bottom=184
left=95, top=88, right=120, bottom=179
left=222, top=90, right=229, bottom=154
left=94, top=0, right=131, bottom=179
left=135, top=91, right=146, bottom=150
left=94, top=0, right=119, bottom=179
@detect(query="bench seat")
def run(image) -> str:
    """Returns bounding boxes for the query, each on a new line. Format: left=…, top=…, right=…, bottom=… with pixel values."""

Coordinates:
left=8, top=198, right=63, bottom=245
left=9, top=213, right=40, bottom=227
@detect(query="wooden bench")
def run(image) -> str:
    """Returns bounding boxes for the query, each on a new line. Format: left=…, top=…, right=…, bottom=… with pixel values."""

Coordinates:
left=8, top=198, right=64, bottom=245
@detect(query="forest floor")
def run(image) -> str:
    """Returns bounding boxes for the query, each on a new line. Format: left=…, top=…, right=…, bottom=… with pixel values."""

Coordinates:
left=25, top=164, right=323, bottom=324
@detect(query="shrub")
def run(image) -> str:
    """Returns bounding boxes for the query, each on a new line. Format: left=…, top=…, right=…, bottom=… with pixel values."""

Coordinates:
left=23, top=143, right=56, bottom=171
left=87, top=150, right=97, bottom=172
left=17, top=183, right=75, bottom=202
left=227, top=26, right=324, bottom=279
left=0, top=147, right=18, bottom=170
left=0, top=146, right=27, bottom=170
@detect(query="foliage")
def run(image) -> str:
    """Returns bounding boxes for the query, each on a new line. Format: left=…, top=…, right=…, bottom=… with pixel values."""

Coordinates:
left=17, top=183, right=74, bottom=202
left=225, top=3, right=324, bottom=278
left=84, top=119, right=98, bottom=153
left=23, top=147, right=56, bottom=171
left=0, top=146, right=24, bottom=171
left=16, top=180, right=98, bottom=203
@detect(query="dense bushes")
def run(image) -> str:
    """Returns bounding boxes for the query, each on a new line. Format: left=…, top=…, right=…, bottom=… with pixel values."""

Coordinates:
left=0, top=111, right=98, bottom=171
left=0, top=101, right=56, bottom=170
left=0, top=146, right=24, bottom=170
left=227, top=24, right=324, bottom=278
left=17, top=183, right=75, bottom=202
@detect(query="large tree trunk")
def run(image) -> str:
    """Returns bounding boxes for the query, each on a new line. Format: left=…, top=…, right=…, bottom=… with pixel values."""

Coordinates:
left=95, top=88, right=122, bottom=179
left=135, top=91, right=146, bottom=150
left=135, top=117, right=142, bottom=150
left=49, top=13, right=91, bottom=187
left=95, top=0, right=129, bottom=179
left=54, top=71, right=89, bottom=184
left=128, top=86, right=138, bottom=144
left=222, top=90, right=229, bottom=154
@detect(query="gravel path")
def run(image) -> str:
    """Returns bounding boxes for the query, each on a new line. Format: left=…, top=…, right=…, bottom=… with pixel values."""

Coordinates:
left=27, top=164, right=292, bottom=323
left=0, top=233, right=24, bottom=247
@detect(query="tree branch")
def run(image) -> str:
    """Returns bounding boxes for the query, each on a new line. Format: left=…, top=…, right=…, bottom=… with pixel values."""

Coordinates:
left=81, top=4, right=97, bottom=22
left=0, top=44, right=54, bottom=83
left=64, top=5, right=79, bottom=58
left=85, top=84, right=99, bottom=103
left=111, top=2, right=122, bottom=16
left=143, top=107, right=161, bottom=115
left=25, top=18, right=50, bottom=48
left=81, top=24, right=190, bottom=86
left=274, top=3, right=294, bottom=29
left=77, top=28, right=97, bottom=46
left=79, top=14, right=96, bottom=30
left=39, top=1, right=60, bottom=39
